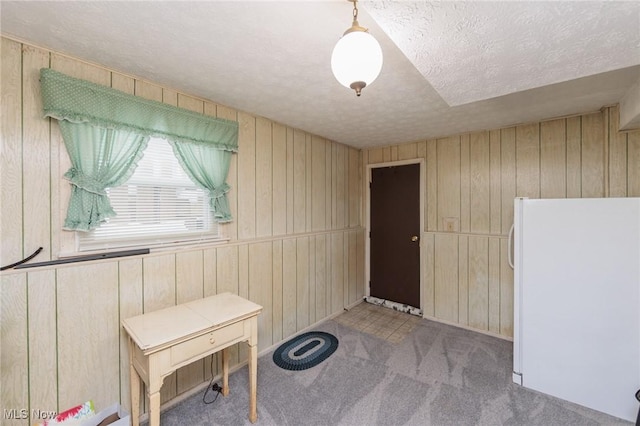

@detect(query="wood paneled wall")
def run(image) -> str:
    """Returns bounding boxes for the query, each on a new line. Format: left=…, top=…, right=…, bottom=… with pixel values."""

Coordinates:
left=365, top=107, right=640, bottom=339
left=0, top=37, right=364, bottom=424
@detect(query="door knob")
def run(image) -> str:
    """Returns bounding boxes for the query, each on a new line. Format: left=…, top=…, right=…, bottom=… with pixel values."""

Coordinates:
left=411, top=235, right=419, bottom=242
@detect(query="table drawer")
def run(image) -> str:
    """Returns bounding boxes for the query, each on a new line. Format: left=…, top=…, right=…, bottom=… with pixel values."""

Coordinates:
left=171, top=321, right=245, bottom=367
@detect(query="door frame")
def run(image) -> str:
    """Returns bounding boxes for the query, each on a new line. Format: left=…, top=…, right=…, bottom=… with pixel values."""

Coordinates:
left=365, top=158, right=426, bottom=312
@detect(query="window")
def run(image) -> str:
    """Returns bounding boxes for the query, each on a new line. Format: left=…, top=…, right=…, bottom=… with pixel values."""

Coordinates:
left=78, top=138, right=221, bottom=251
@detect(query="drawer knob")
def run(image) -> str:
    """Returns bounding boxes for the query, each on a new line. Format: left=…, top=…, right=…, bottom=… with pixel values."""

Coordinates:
left=209, top=337, right=215, bottom=345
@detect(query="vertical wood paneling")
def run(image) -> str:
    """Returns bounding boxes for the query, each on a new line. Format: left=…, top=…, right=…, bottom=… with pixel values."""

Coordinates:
left=143, top=255, right=177, bottom=311
left=382, top=147, right=391, bottom=162
left=296, top=237, right=310, bottom=330
left=177, top=93, right=203, bottom=113
left=540, top=119, right=567, bottom=198
left=581, top=112, right=605, bottom=197
left=142, top=254, right=177, bottom=403
left=348, top=148, right=360, bottom=227
left=501, top=127, right=516, bottom=235
left=489, top=130, right=502, bottom=234
left=176, top=251, right=205, bottom=394
left=238, top=112, right=256, bottom=239
left=516, top=123, right=540, bottom=198
left=286, top=127, right=295, bottom=235
left=356, top=229, right=365, bottom=300
left=343, top=233, right=350, bottom=308
left=608, top=107, right=628, bottom=197
left=249, top=242, right=273, bottom=350
left=203, top=248, right=217, bottom=297
left=468, top=237, right=489, bottom=331
left=331, top=233, right=344, bottom=314
left=176, top=251, right=204, bottom=303
left=566, top=116, right=582, bottom=198
left=134, top=79, right=163, bottom=102
left=335, top=145, right=346, bottom=229
left=458, top=236, right=469, bottom=325
left=368, top=147, right=383, bottom=164
left=0, top=38, right=369, bottom=419
left=203, top=101, right=217, bottom=118
left=390, top=146, right=399, bottom=161
left=28, top=270, right=58, bottom=415
left=201, top=247, right=219, bottom=392
left=216, top=245, right=240, bottom=367
left=434, top=234, right=458, bottom=322
left=417, top=141, right=428, bottom=233
left=308, top=236, right=317, bottom=325
left=282, top=238, right=297, bottom=338
left=460, top=135, right=471, bottom=233
left=256, top=117, right=273, bottom=237
left=111, top=72, right=135, bottom=94
left=426, top=139, right=438, bottom=232
left=470, top=132, right=490, bottom=233
left=51, top=54, right=110, bottom=84
left=57, top=263, right=119, bottom=411
left=437, top=137, right=461, bottom=231
left=398, top=142, right=417, bottom=160
left=325, top=142, right=333, bottom=232
left=12, top=37, right=640, bottom=415
left=312, top=137, right=326, bottom=231
left=118, top=258, right=143, bottom=413
left=499, top=239, right=514, bottom=336
left=272, top=123, right=287, bottom=236
left=272, top=241, right=283, bottom=343
left=422, top=233, right=435, bottom=316
left=488, top=238, right=501, bottom=334
left=305, top=135, right=313, bottom=232
left=1, top=274, right=28, bottom=426
left=348, top=231, right=358, bottom=304
left=163, top=88, right=179, bottom=106
left=325, top=233, right=333, bottom=314
left=22, top=46, right=51, bottom=260
left=293, top=130, right=306, bottom=233
left=0, top=38, right=23, bottom=264
left=331, top=144, right=339, bottom=230
left=238, top=244, right=249, bottom=300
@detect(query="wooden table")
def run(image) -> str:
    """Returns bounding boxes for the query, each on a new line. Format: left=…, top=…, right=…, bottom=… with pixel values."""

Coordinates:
left=122, top=292, right=263, bottom=426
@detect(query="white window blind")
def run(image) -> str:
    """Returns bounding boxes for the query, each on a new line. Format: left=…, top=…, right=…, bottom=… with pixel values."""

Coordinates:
left=78, top=138, right=221, bottom=252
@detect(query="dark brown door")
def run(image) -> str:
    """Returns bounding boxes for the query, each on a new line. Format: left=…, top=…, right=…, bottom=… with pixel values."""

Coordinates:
left=370, top=164, right=420, bottom=308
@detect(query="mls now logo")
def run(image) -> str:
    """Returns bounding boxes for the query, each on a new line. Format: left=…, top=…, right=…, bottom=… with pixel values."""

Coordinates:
left=3, top=408, right=57, bottom=420
left=3, top=409, right=28, bottom=419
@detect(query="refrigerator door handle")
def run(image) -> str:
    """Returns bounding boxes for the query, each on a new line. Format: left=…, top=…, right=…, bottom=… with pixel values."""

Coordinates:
left=508, top=223, right=515, bottom=269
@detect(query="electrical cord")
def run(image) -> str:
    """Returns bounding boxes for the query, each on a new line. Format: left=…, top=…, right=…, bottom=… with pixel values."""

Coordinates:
left=203, top=355, right=222, bottom=405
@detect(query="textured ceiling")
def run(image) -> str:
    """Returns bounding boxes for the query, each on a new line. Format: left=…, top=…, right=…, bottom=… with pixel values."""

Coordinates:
left=1, top=1, right=639, bottom=149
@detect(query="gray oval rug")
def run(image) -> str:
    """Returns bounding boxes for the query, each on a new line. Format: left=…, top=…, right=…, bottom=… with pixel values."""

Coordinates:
left=272, top=331, right=338, bottom=371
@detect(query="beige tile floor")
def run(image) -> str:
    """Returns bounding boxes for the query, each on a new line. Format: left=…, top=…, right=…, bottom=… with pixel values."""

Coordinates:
left=334, top=301, right=422, bottom=343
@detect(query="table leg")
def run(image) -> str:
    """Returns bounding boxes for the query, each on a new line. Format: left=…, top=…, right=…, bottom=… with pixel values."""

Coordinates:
left=148, top=372, right=164, bottom=426
left=148, top=390, right=161, bottom=426
left=249, top=343, right=257, bottom=423
left=221, top=348, right=230, bottom=396
left=128, top=339, right=141, bottom=426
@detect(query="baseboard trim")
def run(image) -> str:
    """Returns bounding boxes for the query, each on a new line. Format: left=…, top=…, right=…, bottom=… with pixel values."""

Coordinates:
left=421, top=314, right=514, bottom=342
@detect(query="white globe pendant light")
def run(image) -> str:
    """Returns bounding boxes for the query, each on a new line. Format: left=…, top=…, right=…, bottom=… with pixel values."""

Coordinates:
left=331, top=0, right=383, bottom=96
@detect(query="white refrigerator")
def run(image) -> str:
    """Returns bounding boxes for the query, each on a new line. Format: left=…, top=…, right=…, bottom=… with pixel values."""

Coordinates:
left=511, top=197, right=640, bottom=422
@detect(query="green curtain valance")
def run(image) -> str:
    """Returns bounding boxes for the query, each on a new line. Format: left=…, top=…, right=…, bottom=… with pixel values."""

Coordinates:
left=40, top=68, right=238, bottom=152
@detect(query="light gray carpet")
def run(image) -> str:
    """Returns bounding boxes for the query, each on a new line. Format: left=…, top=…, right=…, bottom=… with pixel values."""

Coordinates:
left=155, top=313, right=633, bottom=425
